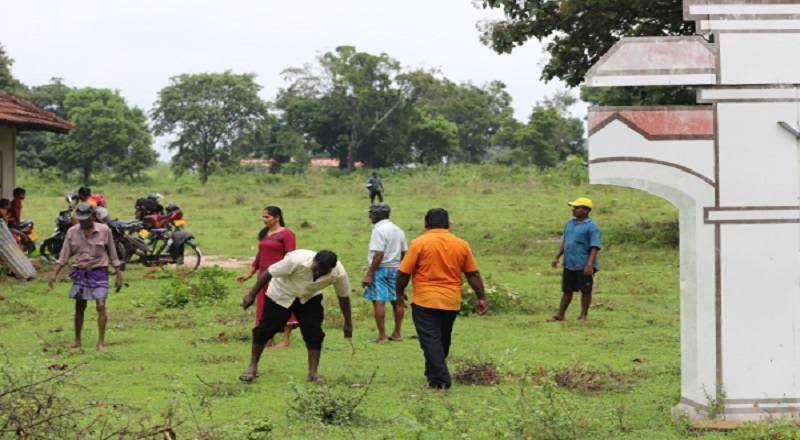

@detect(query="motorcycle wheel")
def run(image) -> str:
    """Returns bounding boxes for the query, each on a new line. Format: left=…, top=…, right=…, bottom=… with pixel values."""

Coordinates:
left=154, top=240, right=201, bottom=271
left=39, top=238, right=62, bottom=262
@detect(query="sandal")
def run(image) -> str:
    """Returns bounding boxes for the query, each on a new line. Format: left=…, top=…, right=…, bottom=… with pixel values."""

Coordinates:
left=369, top=338, right=389, bottom=343
left=545, top=316, right=565, bottom=322
left=388, top=336, right=404, bottom=341
left=239, top=370, right=259, bottom=382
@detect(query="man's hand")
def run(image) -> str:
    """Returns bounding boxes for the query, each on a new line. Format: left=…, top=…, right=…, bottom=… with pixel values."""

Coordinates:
left=583, top=264, right=593, bottom=276
left=242, top=292, right=257, bottom=310
left=114, top=275, right=123, bottom=293
left=236, top=275, right=250, bottom=285
left=551, top=258, right=559, bottom=269
left=47, top=273, right=57, bottom=289
left=395, top=293, right=409, bottom=308
left=361, top=274, right=372, bottom=288
left=475, top=299, right=488, bottom=316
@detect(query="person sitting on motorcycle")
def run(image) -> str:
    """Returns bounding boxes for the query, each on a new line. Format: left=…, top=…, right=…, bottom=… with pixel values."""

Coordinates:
left=94, top=207, right=111, bottom=226
left=78, top=187, right=96, bottom=207
left=0, top=198, right=10, bottom=222
left=8, top=187, right=24, bottom=229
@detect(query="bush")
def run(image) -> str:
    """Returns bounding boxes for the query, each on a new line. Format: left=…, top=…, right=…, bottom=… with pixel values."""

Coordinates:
left=460, top=274, right=520, bottom=316
left=159, top=265, right=230, bottom=308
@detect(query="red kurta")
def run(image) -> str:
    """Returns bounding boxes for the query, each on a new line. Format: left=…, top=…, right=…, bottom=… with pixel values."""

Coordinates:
left=252, top=228, right=297, bottom=325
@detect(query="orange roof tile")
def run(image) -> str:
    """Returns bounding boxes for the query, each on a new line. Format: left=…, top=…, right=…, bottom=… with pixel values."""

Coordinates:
left=0, top=93, right=74, bottom=134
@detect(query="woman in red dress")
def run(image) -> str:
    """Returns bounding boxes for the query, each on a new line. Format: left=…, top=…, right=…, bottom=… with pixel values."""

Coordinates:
left=237, top=206, right=297, bottom=348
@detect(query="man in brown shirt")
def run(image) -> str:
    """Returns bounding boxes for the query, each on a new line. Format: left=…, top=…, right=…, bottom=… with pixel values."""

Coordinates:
left=48, top=203, right=122, bottom=352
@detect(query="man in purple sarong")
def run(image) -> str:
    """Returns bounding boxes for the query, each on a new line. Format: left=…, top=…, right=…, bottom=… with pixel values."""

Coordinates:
left=48, top=203, right=122, bottom=352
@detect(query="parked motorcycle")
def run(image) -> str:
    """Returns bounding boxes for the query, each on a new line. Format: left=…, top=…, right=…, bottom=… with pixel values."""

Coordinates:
left=114, top=219, right=201, bottom=271
left=12, top=219, right=38, bottom=255
left=135, top=193, right=186, bottom=232
left=38, top=194, right=76, bottom=261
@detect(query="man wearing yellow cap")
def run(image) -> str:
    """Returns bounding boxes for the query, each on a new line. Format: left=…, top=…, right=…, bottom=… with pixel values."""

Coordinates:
left=547, top=197, right=602, bottom=322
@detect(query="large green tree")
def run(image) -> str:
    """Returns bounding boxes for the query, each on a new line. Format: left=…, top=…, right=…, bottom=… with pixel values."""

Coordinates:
left=151, top=71, right=266, bottom=184
left=478, top=0, right=697, bottom=105
left=281, top=46, right=413, bottom=171
left=0, top=43, right=27, bottom=98
left=16, top=78, right=75, bottom=170
left=52, top=88, right=155, bottom=183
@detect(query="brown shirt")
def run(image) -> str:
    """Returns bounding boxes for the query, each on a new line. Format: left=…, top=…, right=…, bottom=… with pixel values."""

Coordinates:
left=56, top=223, right=120, bottom=269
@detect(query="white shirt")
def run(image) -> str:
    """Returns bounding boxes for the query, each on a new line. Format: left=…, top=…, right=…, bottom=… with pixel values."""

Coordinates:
left=267, top=249, right=351, bottom=308
left=368, top=219, right=408, bottom=268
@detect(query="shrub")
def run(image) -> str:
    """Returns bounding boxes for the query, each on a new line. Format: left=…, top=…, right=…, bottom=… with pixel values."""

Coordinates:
left=286, top=373, right=374, bottom=427
left=460, top=274, right=520, bottom=316
left=159, top=265, right=230, bottom=308
left=454, top=355, right=503, bottom=386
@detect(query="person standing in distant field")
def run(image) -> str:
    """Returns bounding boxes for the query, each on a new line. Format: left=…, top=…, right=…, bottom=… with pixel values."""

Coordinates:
left=237, top=206, right=298, bottom=349
left=239, top=249, right=352, bottom=383
left=397, top=208, right=488, bottom=390
left=547, top=197, right=602, bottom=323
left=48, top=203, right=123, bottom=352
left=368, top=172, right=384, bottom=204
left=362, top=203, right=408, bottom=343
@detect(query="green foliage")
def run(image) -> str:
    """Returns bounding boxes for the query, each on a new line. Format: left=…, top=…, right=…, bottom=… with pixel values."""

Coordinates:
left=151, top=71, right=267, bottom=184
left=478, top=0, right=694, bottom=89
left=460, top=274, right=520, bottom=316
left=542, top=155, right=589, bottom=187
left=159, top=266, right=230, bottom=308
left=0, top=43, right=28, bottom=98
left=286, top=375, right=374, bottom=427
left=49, top=87, right=156, bottom=184
left=239, top=417, right=274, bottom=439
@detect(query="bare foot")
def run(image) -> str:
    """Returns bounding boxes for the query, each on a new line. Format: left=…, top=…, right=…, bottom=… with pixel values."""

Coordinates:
left=266, top=338, right=274, bottom=347
left=70, top=341, right=81, bottom=349
left=97, top=344, right=106, bottom=352
left=545, top=316, right=565, bottom=323
left=306, top=373, right=326, bottom=383
left=577, top=317, right=587, bottom=322
left=270, top=343, right=290, bottom=350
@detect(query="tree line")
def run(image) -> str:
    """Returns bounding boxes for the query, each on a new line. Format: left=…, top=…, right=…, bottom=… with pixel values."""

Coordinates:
left=1, top=43, right=585, bottom=184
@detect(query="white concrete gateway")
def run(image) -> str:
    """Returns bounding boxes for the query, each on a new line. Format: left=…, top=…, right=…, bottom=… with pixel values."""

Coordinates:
left=586, top=0, right=800, bottom=421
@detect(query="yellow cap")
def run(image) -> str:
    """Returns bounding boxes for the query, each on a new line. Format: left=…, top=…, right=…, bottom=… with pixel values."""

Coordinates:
left=568, top=197, right=593, bottom=209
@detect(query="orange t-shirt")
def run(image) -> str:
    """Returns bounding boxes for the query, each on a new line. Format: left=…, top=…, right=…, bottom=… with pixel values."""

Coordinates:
left=398, top=229, right=479, bottom=311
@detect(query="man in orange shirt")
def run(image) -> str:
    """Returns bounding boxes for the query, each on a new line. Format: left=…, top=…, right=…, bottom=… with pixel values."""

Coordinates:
left=396, top=208, right=487, bottom=390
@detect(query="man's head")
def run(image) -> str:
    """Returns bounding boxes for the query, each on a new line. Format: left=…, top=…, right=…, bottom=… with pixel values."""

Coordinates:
left=425, top=208, right=449, bottom=229
left=366, top=203, right=390, bottom=223
left=372, top=172, right=378, bottom=177
left=74, top=202, right=96, bottom=229
left=78, top=187, right=91, bottom=201
left=567, top=197, right=593, bottom=219
left=12, top=188, right=25, bottom=199
left=311, top=250, right=338, bottom=280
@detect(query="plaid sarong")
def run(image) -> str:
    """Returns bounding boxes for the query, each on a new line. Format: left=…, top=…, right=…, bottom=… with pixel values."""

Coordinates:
left=363, top=267, right=398, bottom=302
left=68, top=267, right=109, bottom=300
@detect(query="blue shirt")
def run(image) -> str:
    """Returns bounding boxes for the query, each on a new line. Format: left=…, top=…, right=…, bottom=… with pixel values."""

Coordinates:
left=562, top=217, right=601, bottom=271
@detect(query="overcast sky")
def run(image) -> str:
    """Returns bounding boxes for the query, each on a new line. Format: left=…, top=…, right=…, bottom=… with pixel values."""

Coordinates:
left=3, top=0, right=585, bottom=161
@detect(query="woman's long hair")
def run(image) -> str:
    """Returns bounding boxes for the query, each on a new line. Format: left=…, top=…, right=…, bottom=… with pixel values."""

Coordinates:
left=258, top=206, right=285, bottom=240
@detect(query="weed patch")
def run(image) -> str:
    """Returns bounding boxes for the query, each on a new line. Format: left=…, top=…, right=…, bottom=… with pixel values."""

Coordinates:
left=159, top=266, right=230, bottom=308
left=286, top=372, right=376, bottom=427
left=453, top=355, right=503, bottom=386
left=531, top=361, right=637, bottom=393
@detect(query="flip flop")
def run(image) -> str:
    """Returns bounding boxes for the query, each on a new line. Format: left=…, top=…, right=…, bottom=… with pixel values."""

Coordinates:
left=545, top=316, right=565, bottom=322
left=369, top=338, right=390, bottom=343
left=238, top=370, right=259, bottom=382
left=388, top=336, right=404, bottom=341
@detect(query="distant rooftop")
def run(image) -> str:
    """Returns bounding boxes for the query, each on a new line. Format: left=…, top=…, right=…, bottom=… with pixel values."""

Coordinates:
left=0, top=93, right=74, bottom=134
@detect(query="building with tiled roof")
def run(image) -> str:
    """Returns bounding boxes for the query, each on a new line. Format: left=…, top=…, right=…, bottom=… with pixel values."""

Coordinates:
left=0, top=93, right=74, bottom=197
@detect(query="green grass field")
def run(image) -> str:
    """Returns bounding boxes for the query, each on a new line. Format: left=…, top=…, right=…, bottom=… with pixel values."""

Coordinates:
left=1, top=165, right=794, bottom=439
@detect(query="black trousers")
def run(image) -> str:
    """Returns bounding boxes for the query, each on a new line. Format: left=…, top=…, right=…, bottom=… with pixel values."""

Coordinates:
left=252, top=295, right=325, bottom=349
left=411, top=303, right=458, bottom=389
left=370, top=190, right=383, bottom=204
